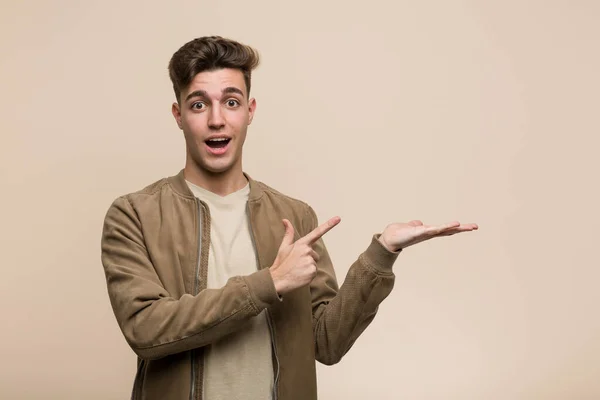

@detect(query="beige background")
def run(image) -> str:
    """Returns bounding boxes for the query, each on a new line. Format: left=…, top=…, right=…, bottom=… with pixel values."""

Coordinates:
left=1, top=1, right=599, bottom=399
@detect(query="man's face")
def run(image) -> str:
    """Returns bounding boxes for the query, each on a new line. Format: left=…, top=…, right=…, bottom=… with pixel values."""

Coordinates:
left=172, top=68, right=256, bottom=176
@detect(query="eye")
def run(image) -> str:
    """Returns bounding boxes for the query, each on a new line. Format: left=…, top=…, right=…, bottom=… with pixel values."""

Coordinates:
left=191, top=101, right=205, bottom=110
left=226, top=99, right=240, bottom=107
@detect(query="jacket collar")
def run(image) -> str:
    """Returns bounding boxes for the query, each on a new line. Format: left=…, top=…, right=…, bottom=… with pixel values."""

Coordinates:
left=167, top=169, right=264, bottom=202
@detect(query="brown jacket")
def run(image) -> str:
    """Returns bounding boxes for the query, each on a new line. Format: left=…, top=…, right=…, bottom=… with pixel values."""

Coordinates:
left=100, top=170, right=400, bottom=400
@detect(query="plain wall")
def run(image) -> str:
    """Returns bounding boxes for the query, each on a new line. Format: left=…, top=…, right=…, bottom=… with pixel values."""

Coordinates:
left=1, top=1, right=599, bottom=399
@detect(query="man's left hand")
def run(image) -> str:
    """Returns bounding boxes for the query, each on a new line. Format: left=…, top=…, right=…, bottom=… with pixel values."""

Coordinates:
left=378, top=220, right=479, bottom=253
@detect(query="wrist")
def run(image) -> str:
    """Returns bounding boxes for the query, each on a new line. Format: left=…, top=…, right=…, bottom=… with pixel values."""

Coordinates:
left=362, top=234, right=402, bottom=274
left=269, top=266, right=286, bottom=296
left=377, top=234, right=400, bottom=253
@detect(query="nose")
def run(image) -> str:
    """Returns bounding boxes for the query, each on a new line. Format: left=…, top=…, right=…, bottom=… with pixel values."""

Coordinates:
left=208, top=105, right=225, bottom=130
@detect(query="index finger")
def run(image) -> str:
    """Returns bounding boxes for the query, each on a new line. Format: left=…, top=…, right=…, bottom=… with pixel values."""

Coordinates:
left=299, top=216, right=341, bottom=245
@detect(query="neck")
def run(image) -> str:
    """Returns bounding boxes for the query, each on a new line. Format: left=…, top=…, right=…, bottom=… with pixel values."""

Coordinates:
left=183, top=162, right=248, bottom=197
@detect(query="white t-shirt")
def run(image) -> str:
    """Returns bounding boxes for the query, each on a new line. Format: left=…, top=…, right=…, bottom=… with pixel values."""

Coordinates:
left=186, top=180, right=274, bottom=400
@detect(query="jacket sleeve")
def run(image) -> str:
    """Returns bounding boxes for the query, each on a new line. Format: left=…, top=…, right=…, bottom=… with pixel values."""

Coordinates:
left=305, top=205, right=400, bottom=365
left=100, top=196, right=281, bottom=361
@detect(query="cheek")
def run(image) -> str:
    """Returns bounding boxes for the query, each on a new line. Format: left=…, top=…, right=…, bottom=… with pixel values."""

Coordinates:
left=230, top=112, right=250, bottom=130
left=182, top=115, right=205, bottom=135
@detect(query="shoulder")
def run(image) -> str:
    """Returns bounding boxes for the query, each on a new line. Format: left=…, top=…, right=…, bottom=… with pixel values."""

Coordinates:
left=105, top=175, right=177, bottom=216
left=124, top=177, right=170, bottom=203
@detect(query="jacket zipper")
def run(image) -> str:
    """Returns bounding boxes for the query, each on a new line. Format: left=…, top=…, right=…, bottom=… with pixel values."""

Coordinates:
left=190, top=200, right=204, bottom=400
left=247, top=203, right=280, bottom=400
left=265, top=310, right=280, bottom=400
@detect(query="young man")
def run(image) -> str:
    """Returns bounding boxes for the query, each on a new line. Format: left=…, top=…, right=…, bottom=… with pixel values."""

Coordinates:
left=100, top=36, right=478, bottom=400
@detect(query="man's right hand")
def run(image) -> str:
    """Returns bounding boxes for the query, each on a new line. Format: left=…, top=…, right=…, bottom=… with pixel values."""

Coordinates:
left=269, top=216, right=341, bottom=296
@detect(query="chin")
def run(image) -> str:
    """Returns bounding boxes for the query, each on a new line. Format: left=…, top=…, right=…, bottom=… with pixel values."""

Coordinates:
left=188, top=147, right=240, bottom=176
left=206, top=166, right=233, bottom=175
left=198, top=159, right=236, bottom=175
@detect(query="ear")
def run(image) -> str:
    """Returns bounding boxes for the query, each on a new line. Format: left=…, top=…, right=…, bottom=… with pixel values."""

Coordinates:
left=172, top=102, right=183, bottom=130
left=248, top=97, right=257, bottom=125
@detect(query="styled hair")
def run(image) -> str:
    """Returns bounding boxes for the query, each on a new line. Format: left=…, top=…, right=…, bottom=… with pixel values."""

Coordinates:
left=168, top=36, right=260, bottom=102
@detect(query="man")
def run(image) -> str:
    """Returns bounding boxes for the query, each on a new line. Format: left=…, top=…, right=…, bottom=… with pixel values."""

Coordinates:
left=100, top=36, right=478, bottom=400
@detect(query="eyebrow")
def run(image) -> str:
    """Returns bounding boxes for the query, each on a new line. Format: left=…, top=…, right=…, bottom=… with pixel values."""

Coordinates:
left=185, top=87, right=245, bottom=102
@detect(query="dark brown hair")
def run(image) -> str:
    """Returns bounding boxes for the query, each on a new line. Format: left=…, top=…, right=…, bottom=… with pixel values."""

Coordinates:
left=168, top=36, right=260, bottom=102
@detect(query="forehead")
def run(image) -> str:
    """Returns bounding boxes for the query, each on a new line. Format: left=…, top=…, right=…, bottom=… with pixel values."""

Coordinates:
left=184, top=68, right=246, bottom=98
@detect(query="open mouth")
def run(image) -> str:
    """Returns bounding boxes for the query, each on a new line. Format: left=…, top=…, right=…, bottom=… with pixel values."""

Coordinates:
left=205, top=138, right=231, bottom=149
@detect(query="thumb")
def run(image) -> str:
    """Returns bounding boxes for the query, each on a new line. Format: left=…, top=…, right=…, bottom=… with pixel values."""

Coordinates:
left=279, top=219, right=295, bottom=248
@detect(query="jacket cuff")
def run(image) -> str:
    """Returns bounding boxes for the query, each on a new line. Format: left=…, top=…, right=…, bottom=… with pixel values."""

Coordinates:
left=243, top=268, right=283, bottom=313
left=361, top=234, right=401, bottom=274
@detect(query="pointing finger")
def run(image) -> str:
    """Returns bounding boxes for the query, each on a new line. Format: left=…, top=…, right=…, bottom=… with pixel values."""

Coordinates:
left=299, top=216, right=341, bottom=245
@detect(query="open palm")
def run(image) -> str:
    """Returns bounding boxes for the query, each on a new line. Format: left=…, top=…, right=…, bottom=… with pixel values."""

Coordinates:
left=379, top=220, right=479, bottom=252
